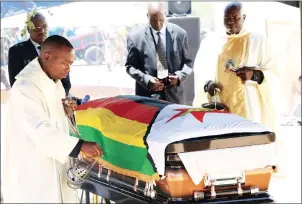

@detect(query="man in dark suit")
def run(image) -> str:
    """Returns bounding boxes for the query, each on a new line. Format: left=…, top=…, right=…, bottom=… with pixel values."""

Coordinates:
left=8, top=12, right=71, bottom=96
left=125, top=2, right=193, bottom=104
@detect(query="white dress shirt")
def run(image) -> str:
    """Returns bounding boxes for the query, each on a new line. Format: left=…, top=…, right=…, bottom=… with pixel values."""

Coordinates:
left=30, top=38, right=41, bottom=55
left=150, top=24, right=167, bottom=50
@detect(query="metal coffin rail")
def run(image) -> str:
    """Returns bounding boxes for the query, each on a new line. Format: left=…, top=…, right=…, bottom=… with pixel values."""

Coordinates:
left=81, top=167, right=275, bottom=204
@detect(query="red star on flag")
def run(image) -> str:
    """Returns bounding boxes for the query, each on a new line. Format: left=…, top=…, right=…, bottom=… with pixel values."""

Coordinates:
left=166, top=108, right=226, bottom=124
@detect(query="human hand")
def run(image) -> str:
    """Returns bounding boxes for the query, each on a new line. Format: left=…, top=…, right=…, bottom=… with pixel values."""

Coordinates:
left=150, top=77, right=165, bottom=92
left=168, top=75, right=179, bottom=86
left=235, top=66, right=255, bottom=81
left=204, top=80, right=222, bottom=97
left=81, top=141, right=104, bottom=158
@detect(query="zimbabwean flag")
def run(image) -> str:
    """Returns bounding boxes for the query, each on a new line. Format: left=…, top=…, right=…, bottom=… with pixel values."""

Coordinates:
left=73, top=95, right=169, bottom=182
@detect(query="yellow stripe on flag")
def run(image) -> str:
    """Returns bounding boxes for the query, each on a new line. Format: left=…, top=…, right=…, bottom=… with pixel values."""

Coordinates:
left=76, top=108, right=148, bottom=148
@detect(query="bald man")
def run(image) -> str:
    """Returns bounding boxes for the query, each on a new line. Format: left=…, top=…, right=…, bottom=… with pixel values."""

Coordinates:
left=193, top=2, right=280, bottom=131
left=8, top=12, right=72, bottom=95
left=2, top=35, right=103, bottom=203
left=125, top=2, right=193, bottom=104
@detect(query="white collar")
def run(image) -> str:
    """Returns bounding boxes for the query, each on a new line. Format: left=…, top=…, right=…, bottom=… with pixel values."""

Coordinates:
left=14, top=57, right=66, bottom=104
left=30, top=38, right=41, bottom=48
left=15, top=57, right=62, bottom=92
left=224, top=25, right=249, bottom=36
left=150, top=24, right=166, bottom=36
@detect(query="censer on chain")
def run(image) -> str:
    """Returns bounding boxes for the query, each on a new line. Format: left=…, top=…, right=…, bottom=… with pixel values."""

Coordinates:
left=63, top=98, right=99, bottom=189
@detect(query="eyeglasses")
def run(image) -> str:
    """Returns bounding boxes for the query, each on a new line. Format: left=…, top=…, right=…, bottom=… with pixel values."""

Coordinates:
left=32, top=25, right=48, bottom=32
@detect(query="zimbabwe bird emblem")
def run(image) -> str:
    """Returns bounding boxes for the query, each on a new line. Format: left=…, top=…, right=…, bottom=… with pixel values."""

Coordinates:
left=166, top=108, right=227, bottom=124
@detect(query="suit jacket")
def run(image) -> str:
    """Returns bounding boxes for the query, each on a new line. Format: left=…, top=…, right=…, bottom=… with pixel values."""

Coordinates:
left=8, top=39, right=71, bottom=96
left=125, top=23, right=193, bottom=104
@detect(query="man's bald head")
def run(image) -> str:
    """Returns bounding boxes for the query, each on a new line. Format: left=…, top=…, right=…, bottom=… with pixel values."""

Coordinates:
left=30, top=12, right=46, bottom=23
left=224, top=2, right=246, bottom=35
left=224, top=2, right=243, bottom=14
left=28, top=12, right=48, bottom=45
left=147, top=2, right=165, bottom=15
left=147, top=2, right=166, bottom=31
left=41, top=34, right=73, bottom=51
left=40, top=35, right=75, bottom=81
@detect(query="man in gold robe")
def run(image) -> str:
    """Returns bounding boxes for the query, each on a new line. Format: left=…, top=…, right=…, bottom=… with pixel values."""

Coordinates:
left=193, top=2, right=280, bottom=131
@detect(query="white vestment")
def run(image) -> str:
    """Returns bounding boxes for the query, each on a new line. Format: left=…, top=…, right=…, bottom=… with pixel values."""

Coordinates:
left=2, top=58, right=80, bottom=203
left=193, top=29, right=280, bottom=132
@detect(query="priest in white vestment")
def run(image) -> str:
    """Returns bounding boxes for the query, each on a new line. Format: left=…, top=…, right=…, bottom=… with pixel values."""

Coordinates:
left=2, top=35, right=103, bottom=203
left=193, top=2, right=280, bottom=132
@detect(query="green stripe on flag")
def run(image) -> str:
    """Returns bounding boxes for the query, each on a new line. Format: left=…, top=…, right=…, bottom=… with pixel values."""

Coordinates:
left=75, top=125, right=156, bottom=176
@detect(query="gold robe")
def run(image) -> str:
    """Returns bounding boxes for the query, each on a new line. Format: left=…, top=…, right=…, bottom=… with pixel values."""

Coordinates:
left=193, top=29, right=280, bottom=132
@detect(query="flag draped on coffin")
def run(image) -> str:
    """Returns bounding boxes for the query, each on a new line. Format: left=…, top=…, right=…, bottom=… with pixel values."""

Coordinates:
left=72, top=95, right=271, bottom=183
left=72, top=95, right=169, bottom=182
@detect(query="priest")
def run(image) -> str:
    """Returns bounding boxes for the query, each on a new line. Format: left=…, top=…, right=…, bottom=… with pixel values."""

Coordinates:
left=193, top=2, right=280, bottom=131
left=2, top=35, right=103, bottom=203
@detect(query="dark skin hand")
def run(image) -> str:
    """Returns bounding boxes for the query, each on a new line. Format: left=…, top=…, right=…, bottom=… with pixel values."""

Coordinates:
left=62, top=98, right=104, bottom=158
left=206, top=81, right=223, bottom=97
left=168, top=75, right=179, bottom=86
left=150, top=77, right=164, bottom=92
left=150, top=75, right=180, bottom=92
left=234, top=66, right=254, bottom=82
left=81, top=142, right=104, bottom=158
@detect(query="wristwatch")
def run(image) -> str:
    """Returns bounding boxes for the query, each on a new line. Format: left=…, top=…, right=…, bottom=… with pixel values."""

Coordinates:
left=251, top=70, right=264, bottom=84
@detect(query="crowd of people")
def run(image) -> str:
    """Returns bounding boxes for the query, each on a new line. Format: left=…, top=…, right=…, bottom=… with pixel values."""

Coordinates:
left=1, top=1, right=300, bottom=203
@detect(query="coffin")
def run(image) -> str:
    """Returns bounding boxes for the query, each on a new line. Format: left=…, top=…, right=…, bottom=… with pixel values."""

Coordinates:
left=73, top=95, right=277, bottom=202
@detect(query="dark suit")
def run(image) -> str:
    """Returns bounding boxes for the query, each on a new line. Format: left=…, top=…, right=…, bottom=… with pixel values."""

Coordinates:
left=8, top=39, right=71, bottom=95
left=125, top=23, right=193, bottom=105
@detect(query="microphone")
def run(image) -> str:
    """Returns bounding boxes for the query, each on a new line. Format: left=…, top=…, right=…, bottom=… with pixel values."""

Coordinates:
left=81, top=95, right=90, bottom=104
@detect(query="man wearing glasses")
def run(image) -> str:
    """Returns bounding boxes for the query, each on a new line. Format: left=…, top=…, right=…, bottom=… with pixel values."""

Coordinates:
left=8, top=12, right=72, bottom=96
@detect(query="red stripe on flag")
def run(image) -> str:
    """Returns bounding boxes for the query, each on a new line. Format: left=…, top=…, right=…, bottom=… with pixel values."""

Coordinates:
left=76, top=97, right=159, bottom=124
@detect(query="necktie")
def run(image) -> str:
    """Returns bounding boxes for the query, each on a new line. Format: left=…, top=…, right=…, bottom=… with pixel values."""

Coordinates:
left=37, top=46, right=41, bottom=50
left=156, top=32, right=168, bottom=79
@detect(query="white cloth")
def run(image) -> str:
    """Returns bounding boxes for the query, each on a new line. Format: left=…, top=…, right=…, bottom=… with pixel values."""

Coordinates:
left=146, top=104, right=271, bottom=177
left=2, top=58, right=80, bottom=203
left=193, top=29, right=280, bottom=131
left=30, top=38, right=41, bottom=55
left=279, top=27, right=301, bottom=117
left=178, top=143, right=277, bottom=185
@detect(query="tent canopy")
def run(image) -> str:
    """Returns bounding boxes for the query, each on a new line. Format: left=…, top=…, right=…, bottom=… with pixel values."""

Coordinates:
left=1, top=2, right=147, bottom=29
left=1, top=2, right=300, bottom=29
left=278, top=1, right=300, bottom=8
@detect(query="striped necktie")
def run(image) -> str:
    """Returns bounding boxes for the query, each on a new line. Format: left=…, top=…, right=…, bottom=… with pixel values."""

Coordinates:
left=156, top=32, right=168, bottom=79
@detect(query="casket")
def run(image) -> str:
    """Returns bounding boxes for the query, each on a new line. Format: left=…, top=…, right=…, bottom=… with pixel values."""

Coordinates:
left=158, top=131, right=276, bottom=200
left=71, top=95, right=276, bottom=203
